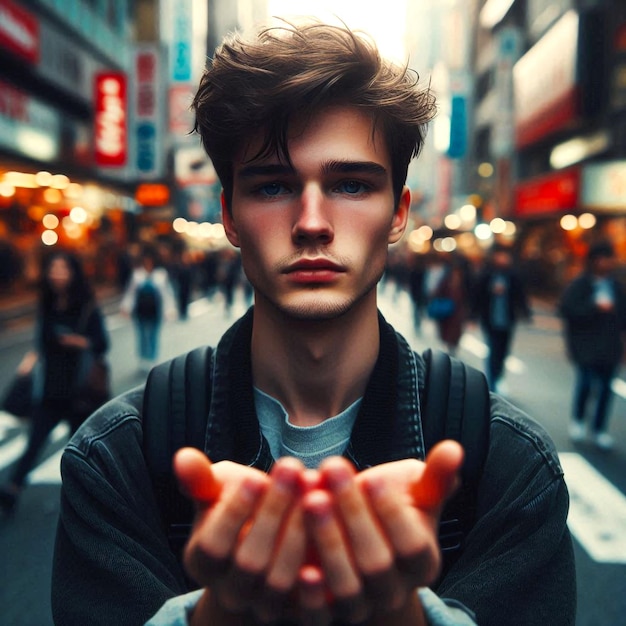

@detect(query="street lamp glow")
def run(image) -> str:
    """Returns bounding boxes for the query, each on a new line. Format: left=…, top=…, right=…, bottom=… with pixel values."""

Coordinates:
left=70, top=206, right=88, bottom=224
left=477, top=162, right=494, bottom=178
left=459, top=204, right=477, bottom=223
left=578, top=213, right=596, bottom=229
left=42, top=214, right=59, bottom=229
left=444, top=214, right=462, bottom=230
left=474, top=223, right=493, bottom=241
left=503, top=221, right=517, bottom=236
left=441, top=236, right=457, bottom=252
left=41, top=230, right=58, bottom=246
left=417, top=224, right=433, bottom=240
left=560, top=214, right=578, bottom=231
left=490, top=217, right=506, bottom=234
left=173, top=217, right=188, bottom=233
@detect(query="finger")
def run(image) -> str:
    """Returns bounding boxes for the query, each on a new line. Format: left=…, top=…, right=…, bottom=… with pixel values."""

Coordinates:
left=265, top=500, right=307, bottom=591
left=297, top=565, right=332, bottom=626
left=303, top=489, right=369, bottom=624
left=221, top=459, right=304, bottom=613
left=173, top=447, right=221, bottom=503
left=320, top=458, right=394, bottom=574
left=411, top=440, right=464, bottom=512
left=236, top=457, right=304, bottom=573
left=364, top=475, right=441, bottom=585
left=184, top=475, right=266, bottom=587
left=255, top=504, right=308, bottom=623
left=323, top=459, right=406, bottom=611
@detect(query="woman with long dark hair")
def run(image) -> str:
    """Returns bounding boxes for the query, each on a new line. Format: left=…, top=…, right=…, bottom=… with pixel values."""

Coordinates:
left=0, top=250, right=110, bottom=514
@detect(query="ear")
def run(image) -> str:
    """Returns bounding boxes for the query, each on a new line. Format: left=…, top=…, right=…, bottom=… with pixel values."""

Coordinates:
left=221, top=191, right=241, bottom=248
left=388, top=186, right=410, bottom=244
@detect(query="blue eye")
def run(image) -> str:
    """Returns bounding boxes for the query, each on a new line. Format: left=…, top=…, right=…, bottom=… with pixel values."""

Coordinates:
left=259, top=182, right=287, bottom=196
left=338, top=180, right=368, bottom=194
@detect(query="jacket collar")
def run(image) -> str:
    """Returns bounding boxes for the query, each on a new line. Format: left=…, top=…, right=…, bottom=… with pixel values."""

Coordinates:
left=205, top=307, right=426, bottom=469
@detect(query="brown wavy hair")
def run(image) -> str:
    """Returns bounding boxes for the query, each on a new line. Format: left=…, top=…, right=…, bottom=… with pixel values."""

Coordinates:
left=192, top=19, right=437, bottom=208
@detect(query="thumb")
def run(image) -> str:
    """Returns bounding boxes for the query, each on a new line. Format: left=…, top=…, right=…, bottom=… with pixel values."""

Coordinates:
left=411, top=440, right=464, bottom=513
left=173, top=447, right=221, bottom=504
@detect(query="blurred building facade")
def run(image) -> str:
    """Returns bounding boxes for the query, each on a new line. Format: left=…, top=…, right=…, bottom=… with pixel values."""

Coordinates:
left=0, top=0, right=140, bottom=289
left=0, top=0, right=265, bottom=298
left=472, top=0, right=626, bottom=294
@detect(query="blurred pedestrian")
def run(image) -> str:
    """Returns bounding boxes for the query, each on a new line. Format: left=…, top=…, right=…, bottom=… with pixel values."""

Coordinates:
left=119, top=244, right=177, bottom=372
left=407, top=253, right=427, bottom=333
left=0, top=250, right=109, bottom=515
left=427, top=254, right=470, bottom=355
left=559, top=240, right=626, bottom=449
left=473, top=245, right=532, bottom=393
left=169, top=241, right=194, bottom=321
left=217, top=247, right=241, bottom=315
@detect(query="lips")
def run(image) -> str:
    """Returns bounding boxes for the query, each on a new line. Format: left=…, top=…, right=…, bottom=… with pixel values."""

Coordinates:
left=284, top=258, right=345, bottom=283
left=285, top=259, right=343, bottom=272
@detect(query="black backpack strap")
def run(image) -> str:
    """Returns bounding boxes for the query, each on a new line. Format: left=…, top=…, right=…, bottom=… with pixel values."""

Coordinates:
left=421, top=348, right=490, bottom=575
left=143, top=345, right=214, bottom=557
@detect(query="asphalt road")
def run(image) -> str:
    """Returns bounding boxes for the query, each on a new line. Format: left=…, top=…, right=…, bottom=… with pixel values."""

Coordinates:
left=1, top=284, right=625, bottom=625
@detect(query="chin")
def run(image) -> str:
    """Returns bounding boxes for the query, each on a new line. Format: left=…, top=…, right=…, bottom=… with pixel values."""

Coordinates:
left=278, top=291, right=372, bottom=322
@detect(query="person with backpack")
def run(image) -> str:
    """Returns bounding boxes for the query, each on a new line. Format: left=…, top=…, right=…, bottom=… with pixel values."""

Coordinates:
left=119, top=243, right=177, bottom=372
left=52, top=19, right=576, bottom=626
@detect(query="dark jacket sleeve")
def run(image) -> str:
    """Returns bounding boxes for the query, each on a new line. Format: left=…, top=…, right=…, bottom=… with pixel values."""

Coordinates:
left=436, top=395, right=577, bottom=626
left=51, top=390, right=189, bottom=625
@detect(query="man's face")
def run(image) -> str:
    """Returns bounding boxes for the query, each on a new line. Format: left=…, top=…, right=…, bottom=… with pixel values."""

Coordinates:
left=223, top=105, right=409, bottom=321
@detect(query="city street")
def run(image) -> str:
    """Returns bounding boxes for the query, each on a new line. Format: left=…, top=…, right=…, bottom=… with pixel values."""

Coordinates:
left=1, top=285, right=625, bottom=625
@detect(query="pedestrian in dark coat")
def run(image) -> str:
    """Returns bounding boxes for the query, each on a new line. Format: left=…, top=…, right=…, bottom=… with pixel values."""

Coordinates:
left=0, top=251, right=109, bottom=514
left=559, top=240, right=626, bottom=449
left=472, top=245, right=531, bottom=392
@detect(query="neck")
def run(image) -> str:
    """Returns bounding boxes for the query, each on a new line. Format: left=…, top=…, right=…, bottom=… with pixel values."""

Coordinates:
left=251, top=296, right=380, bottom=427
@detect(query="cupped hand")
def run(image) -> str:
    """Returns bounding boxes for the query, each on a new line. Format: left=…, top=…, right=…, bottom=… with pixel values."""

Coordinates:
left=299, top=440, right=464, bottom=624
left=173, top=448, right=310, bottom=623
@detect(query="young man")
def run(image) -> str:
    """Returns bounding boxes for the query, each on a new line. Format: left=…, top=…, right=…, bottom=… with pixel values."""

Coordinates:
left=52, top=20, right=576, bottom=625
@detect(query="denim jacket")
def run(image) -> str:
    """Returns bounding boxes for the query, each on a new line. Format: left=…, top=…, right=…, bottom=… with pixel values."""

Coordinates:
left=52, top=310, right=576, bottom=625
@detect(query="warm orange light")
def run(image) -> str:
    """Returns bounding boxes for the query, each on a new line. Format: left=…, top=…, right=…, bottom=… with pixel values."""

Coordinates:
left=136, top=184, right=170, bottom=206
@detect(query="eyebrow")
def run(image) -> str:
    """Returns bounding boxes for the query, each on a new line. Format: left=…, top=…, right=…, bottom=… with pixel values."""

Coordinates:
left=321, top=160, right=388, bottom=177
left=236, top=160, right=388, bottom=179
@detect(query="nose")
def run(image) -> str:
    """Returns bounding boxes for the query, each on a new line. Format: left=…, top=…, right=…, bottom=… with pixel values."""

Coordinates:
left=292, top=185, right=333, bottom=245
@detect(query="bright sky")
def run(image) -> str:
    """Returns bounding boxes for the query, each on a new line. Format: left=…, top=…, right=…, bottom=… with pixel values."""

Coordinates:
left=267, top=0, right=408, bottom=62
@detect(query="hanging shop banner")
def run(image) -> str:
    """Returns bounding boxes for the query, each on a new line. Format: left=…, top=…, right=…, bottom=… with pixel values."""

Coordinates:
left=514, top=167, right=581, bottom=217
left=0, top=0, right=39, bottom=64
left=513, top=11, right=579, bottom=149
left=0, top=79, right=60, bottom=161
left=133, top=45, right=164, bottom=178
left=94, top=72, right=128, bottom=167
left=581, top=161, right=626, bottom=211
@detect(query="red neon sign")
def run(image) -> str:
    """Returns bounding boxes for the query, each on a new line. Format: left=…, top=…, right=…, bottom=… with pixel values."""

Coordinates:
left=94, top=72, right=128, bottom=167
left=0, top=0, right=39, bottom=64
